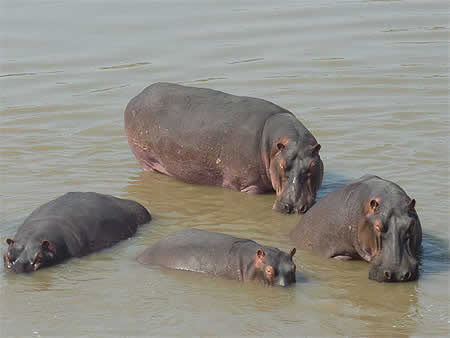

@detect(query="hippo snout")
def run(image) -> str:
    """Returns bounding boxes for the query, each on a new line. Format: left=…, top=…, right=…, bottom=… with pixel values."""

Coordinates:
left=296, top=203, right=310, bottom=214
left=273, top=199, right=312, bottom=214
left=369, top=262, right=419, bottom=282
left=273, top=200, right=294, bottom=214
left=383, top=270, right=414, bottom=281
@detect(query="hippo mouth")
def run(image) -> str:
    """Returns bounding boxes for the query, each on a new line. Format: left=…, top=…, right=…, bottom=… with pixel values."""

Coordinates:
left=367, top=251, right=419, bottom=282
left=272, top=200, right=311, bottom=214
left=368, top=265, right=418, bottom=282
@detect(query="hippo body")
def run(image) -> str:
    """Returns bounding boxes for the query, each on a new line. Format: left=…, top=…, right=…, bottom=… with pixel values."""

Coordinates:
left=290, top=175, right=422, bottom=282
left=4, top=192, right=151, bottom=273
left=137, top=228, right=297, bottom=287
left=125, top=82, right=323, bottom=214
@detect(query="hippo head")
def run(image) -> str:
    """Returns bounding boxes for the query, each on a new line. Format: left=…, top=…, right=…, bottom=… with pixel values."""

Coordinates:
left=357, top=197, right=422, bottom=282
left=3, top=238, right=57, bottom=273
left=270, top=138, right=323, bottom=214
left=248, top=247, right=297, bottom=287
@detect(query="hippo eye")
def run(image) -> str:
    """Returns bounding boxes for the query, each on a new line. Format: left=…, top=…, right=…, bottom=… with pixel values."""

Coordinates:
left=277, top=143, right=286, bottom=151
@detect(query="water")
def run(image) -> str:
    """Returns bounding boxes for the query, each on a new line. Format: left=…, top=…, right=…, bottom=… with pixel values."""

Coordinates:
left=1, top=0, right=448, bottom=336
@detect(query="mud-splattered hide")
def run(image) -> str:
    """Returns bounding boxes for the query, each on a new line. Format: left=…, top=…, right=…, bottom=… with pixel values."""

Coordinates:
left=125, top=83, right=323, bottom=215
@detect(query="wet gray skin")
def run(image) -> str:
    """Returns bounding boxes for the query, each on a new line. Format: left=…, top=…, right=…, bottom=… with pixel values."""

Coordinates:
left=271, top=141, right=323, bottom=214
left=125, top=83, right=323, bottom=215
left=4, top=237, right=58, bottom=273
left=137, top=229, right=297, bottom=287
left=4, top=192, right=151, bottom=273
left=290, top=175, right=422, bottom=282
left=367, top=197, right=422, bottom=282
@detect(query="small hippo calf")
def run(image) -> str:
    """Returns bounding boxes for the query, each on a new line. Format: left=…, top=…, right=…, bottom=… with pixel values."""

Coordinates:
left=290, top=175, right=422, bottom=282
left=4, top=192, right=151, bottom=273
left=138, top=228, right=297, bottom=287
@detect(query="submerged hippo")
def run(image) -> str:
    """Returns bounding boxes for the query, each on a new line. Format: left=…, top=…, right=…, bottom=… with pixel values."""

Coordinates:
left=137, top=228, right=297, bottom=287
left=290, top=175, right=422, bottom=282
left=124, top=82, right=323, bottom=214
left=3, top=192, right=151, bottom=273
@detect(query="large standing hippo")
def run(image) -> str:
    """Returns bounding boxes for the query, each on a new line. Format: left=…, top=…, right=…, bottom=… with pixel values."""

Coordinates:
left=290, top=175, right=422, bottom=282
left=3, top=192, right=151, bottom=273
left=137, top=228, right=297, bottom=287
left=124, top=82, right=323, bottom=214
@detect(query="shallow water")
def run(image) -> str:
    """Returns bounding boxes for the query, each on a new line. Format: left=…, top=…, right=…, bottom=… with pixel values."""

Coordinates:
left=1, top=0, right=449, bottom=336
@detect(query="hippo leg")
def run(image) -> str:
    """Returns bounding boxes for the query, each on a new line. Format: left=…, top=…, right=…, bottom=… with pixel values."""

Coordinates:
left=129, top=143, right=171, bottom=176
left=241, top=185, right=265, bottom=194
left=332, top=255, right=354, bottom=260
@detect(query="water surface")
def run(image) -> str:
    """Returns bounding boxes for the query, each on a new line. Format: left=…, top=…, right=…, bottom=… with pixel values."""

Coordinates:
left=1, top=0, right=449, bottom=336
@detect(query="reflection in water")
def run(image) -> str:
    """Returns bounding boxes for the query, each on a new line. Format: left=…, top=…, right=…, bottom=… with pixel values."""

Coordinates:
left=316, top=170, right=352, bottom=200
left=421, top=233, right=450, bottom=276
left=122, top=171, right=299, bottom=241
left=2, top=269, right=54, bottom=292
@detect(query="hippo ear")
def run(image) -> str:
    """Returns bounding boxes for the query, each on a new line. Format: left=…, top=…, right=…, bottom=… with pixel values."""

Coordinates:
left=256, top=249, right=265, bottom=258
left=289, top=248, right=296, bottom=258
left=6, top=238, right=14, bottom=246
left=409, top=199, right=416, bottom=210
left=255, top=249, right=266, bottom=268
left=311, top=143, right=321, bottom=155
left=271, top=137, right=289, bottom=157
left=40, top=240, right=56, bottom=254
left=369, top=199, right=379, bottom=213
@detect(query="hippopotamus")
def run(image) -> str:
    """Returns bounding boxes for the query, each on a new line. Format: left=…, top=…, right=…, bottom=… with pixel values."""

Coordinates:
left=290, top=175, right=422, bottom=282
left=3, top=192, right=151, bottom=273
left=137, top=228, right=297, bottom=286
left=124, top=82, right=323, bottom=214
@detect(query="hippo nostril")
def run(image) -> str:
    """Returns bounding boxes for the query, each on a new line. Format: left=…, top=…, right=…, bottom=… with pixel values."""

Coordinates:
left=403, top=272, right=412, bottom=281
left=384, top=271, right=391, bottom=280
left=282, top=203, right=293, bottom=213
left=299, top=205, right=308, bottom=214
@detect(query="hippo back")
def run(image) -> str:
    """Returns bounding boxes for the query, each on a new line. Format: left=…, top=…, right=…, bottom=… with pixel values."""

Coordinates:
left=124, top=82, right=293, bottom=187
left=17, top=192, right=151, bottom=256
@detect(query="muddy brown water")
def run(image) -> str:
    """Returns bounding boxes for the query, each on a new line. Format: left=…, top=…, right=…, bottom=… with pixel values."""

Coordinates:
left=1, top=0, right=448, bottom=336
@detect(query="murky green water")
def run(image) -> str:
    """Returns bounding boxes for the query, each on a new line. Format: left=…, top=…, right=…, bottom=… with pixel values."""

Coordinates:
left=1, top=0, right=448, bottom=336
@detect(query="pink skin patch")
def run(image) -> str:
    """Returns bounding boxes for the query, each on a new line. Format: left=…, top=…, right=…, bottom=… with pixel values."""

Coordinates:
left=240, top=185, right=264, bottom=194
left=137, top=157, right=171, bottom=176
left=128, top=139, right=172, bottom=176
left=150, top=162, right=171, bottom=176
left=332, top=255, right=354, bottom=261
